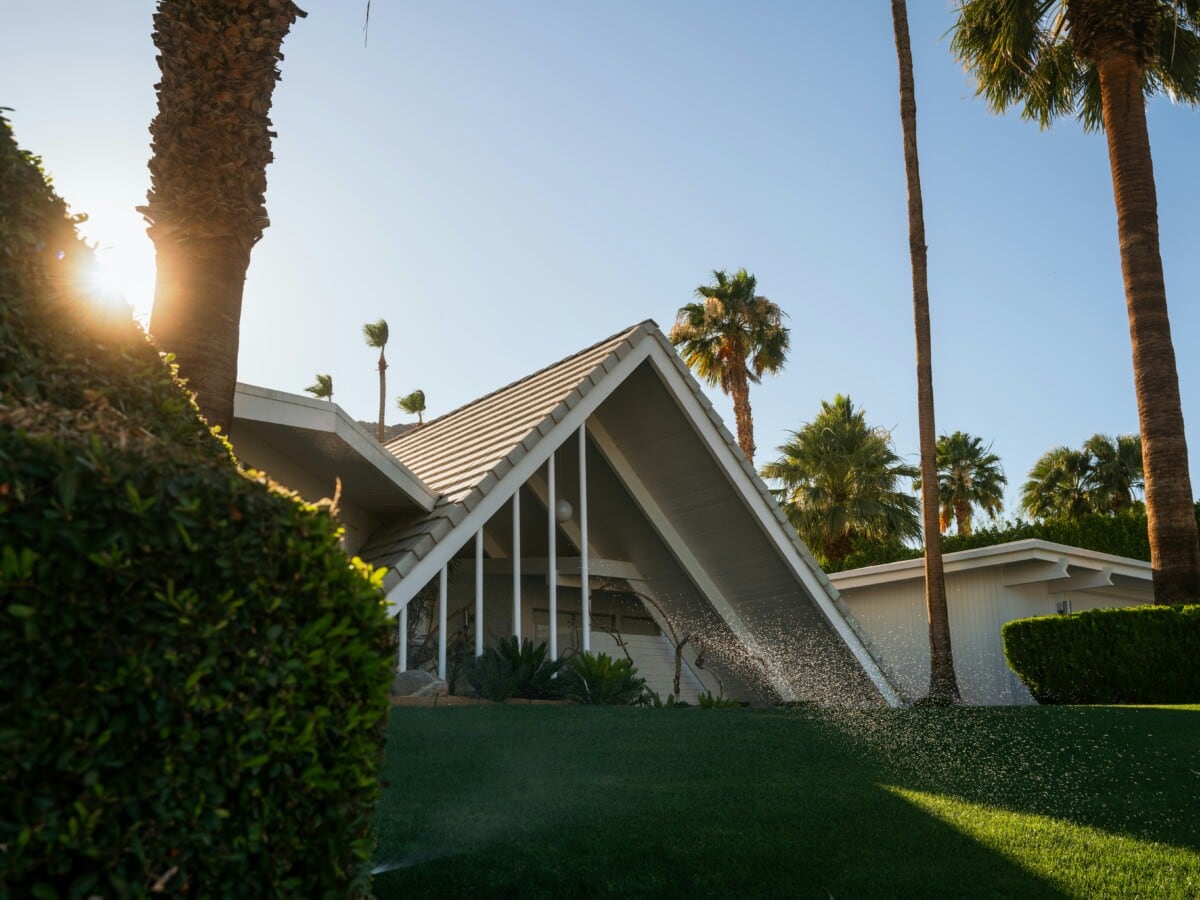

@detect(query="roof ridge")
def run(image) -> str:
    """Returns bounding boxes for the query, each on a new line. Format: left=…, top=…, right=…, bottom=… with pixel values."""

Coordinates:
left=386, top=319, right=657, bottom=449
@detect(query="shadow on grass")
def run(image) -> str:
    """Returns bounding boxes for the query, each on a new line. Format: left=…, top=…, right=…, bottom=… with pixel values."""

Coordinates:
left=371, top=706, right=1082, bottom=898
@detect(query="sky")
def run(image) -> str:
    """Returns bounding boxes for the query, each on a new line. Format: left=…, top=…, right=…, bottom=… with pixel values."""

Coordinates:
left=5, top=1, right=1198, bottom=519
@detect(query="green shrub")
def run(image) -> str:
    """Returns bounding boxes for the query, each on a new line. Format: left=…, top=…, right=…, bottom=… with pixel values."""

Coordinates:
left=465, top=637, right=566, bottom=702
left=0, top=114, right=393, bottom=897
left=697, top=690, right=745, bottom=709
left=1002, top=605, right=1200, bottom=704
left=563, top=652, right=650, bottom=706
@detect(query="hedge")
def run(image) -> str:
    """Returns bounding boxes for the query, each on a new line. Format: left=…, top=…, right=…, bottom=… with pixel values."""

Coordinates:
left=1002, top=605, right=1200, bottom=704
left=0, top=114, right=394, bottom=897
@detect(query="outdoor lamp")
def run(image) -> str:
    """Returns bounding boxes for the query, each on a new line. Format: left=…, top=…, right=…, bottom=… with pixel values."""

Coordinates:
left=555, top=499, right=572, bottom=523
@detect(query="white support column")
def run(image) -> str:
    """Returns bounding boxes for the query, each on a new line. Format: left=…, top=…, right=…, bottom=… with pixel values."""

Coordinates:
left=579, top=424, right=590, bottom=652
left=475, top=529, right=484, bottom=658
left=512, top=489, right=521, bottom=642
left=438, top=564, right=448, bottom=680
left=398, top=604, right=408, bottom=672
left=548, top=452, right=558, bottom=660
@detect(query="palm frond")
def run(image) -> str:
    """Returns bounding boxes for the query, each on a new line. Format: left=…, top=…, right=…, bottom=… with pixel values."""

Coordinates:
left=362, top=317, right=389, bottom=349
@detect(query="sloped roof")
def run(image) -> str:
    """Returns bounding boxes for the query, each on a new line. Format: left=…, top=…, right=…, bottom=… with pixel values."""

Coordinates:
left=360, top=322, right=656, bottom=579
left=384, top=321, right=654, bottom=501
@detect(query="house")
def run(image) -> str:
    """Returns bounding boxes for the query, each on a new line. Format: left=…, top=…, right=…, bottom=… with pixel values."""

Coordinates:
left=231, top=321, right=901, bottom=707
left=829, top=541, right=1153, bottom=705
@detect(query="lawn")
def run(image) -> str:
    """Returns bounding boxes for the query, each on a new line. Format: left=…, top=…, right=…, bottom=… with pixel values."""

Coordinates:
left=371, top=704, right=1200, bottom=898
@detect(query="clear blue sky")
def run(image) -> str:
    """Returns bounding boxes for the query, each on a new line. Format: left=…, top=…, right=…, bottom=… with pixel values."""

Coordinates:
left=6, top=2, right=1199, bottom=519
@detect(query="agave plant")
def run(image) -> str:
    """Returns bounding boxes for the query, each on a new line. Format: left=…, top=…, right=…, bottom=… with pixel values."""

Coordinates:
left=563, top=652, right=650, bottom=706
left=466, top=637, right=566, bottom=702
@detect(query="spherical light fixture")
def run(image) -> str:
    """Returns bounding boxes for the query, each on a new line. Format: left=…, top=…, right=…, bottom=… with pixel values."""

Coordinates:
left=554, top=498, right=573, bottom=523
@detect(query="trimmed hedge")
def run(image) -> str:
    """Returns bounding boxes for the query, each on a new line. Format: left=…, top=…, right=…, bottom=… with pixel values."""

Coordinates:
left=1, top=115, right=393, bottom=896
left=1002, top=605, right=1200, bottom=704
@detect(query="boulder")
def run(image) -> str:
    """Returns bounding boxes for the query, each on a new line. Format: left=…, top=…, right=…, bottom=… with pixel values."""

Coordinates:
left=391, top=669, right=448, bottom=698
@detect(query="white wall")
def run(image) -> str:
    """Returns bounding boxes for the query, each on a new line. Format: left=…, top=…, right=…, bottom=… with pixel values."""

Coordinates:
left=837, top=570, right=1141, bottom=706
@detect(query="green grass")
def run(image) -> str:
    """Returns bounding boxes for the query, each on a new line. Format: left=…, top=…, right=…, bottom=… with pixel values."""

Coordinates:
left=372, top=704, right=1200, bottom=898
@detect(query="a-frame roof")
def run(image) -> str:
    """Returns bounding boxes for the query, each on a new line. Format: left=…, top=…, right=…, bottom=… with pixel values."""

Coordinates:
left=360, top=321, right=902, bottom=706
left=383, top=322, right=653, bottom=501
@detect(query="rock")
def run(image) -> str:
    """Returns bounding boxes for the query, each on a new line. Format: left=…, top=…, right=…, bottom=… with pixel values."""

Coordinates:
left=391, top=669, right=435, bottom=696
left=415, top=679, right=449, bottom=698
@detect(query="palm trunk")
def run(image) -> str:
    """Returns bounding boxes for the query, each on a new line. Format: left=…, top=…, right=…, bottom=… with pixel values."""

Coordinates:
left=892, top=0, right=959, bottom=702
left=729, top=364, right=756, bottom=465
left=142, top=0, right=306, bottom=436
left=149, top=235, right=249, bottom=434
left=377, top=350, right=387, bottom=443
left=953, top=497, right=972, bottom=537
left=1096, top=53, right=1200, bottom=603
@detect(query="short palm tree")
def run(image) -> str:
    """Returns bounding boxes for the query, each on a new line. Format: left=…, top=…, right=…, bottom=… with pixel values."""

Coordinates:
left=932, top=431, right=1006, bottom=536
left=669, top=269, right=789, bottom=465
left=1021, top=446, right=1099, bottom=521
left=397, top=389, right=426, bottom=427
left=1084, top=433, right=1143, bottom=513
left=761, top=395, right=921, bottom=567
left=363, top=318, right=389, bottom=442
left=951, top=0, right=1200, bottom=602
left=1022, top=434, right=1143, bottom=519
left=305, top=373, right=333, bottom=402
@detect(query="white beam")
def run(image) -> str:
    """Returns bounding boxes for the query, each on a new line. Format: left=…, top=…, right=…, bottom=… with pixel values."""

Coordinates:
left=1002, top=558, right=1070, bottom=587
left=1047, top=567, right=1114, bottom=594
left=475, top=529, right=484, bottom=657
left=398, top=604, right=408, bottom=672
left=548, top=452, right=558, bottom=659
left=438, top=564, right=448, bottom=679
left=513, top=488, right=521, bottom=642
left=580, top=424, right=590, bottom=652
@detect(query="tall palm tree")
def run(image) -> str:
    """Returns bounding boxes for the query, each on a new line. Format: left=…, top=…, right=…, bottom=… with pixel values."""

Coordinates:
left=363, top=318, right=389, bottom=442
left=952, top=1, right=1200, bottom=602
left=1021, top=445, right=1101, bottom=520
left=893, top=0, right=960, bottom=702
left=305, top=373, right=333, bottom=402
left=761, top=395, right=921, bottom=567
left=933, top=431, right=1007, bottom=536
left=141, top=0, right=307, bottom=435
left=669, top=269, right=789, bottom=465
left=397, top=388, right=426, bottom=426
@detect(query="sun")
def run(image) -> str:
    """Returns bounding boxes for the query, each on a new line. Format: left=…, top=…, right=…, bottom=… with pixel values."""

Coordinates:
left=86, top=243, right=157, bottom=326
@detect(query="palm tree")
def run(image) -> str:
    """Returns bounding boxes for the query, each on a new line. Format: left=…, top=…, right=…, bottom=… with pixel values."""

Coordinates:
left=933, top=431, right=1007, bottom=536
left=1022, top=435, right=1143, bottom=519
left=1084, top=433, right=1144, bottom=513
left=761, top=395, right=921, bottom=567
left=397, top=389, right=426, bottom=426
left=1022, top=445, right=1101, bottom=521
left=952, top=1, right=1200, bottom=603
left=305, top=373, right=333, bottom=402
left=669, top=269, right=789, bottom=465
left=141, top=0, right=307, bottom=435
left=892, top=0, right=960, bottom=702
left=363, top=318, right=389, bottom=442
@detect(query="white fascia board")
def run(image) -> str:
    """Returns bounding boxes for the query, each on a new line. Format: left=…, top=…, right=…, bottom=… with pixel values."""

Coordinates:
left=830, top=538, right=1152, bottom=591
left=383, top=338, right=655, bottom=612
left=640, top=342, right=900, bottom=707
left=234, top=383, right=438, bottom=512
